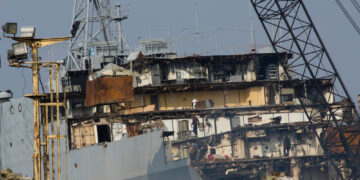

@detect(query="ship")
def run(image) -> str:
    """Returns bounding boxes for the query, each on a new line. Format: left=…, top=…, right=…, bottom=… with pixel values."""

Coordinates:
left=1, top=0, right=360, bottom=180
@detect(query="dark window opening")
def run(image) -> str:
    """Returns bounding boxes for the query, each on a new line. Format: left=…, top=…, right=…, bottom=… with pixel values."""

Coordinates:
left=97, top=125, right=111, bottom=143
left=273, top=164, right=286, bottom=172
left=60, top=107, right=66, bottom=117
left=150, top=95, right=159, bottom=110
left=281, top=94, right=294, bottom=102
left=71, top=101, right=84, bottom=109
left=268, top=85, right=276, bottom=105
left=256, top=59, right=279, bottom=80
left=294, top=84, right=305, bottom=98
left=85, top=59, right=91, bottom=69
left=213, top=74, right=227, bottom=82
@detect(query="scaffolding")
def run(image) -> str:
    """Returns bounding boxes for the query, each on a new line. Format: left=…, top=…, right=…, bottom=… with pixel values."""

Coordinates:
left=8, top=37, right=69, bottom=180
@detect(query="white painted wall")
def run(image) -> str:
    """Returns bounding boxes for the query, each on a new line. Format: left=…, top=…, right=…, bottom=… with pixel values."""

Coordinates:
left=247, top=133, right=323, bottom=158
left=112, top=123, right=128, bottom=141
left=232, top=112, right=309, bottom=128
left=216, top=117, right=231, bottom=134
left=137, top=69, right=152, bottom=87
left=166, top=63, right=207, bottom=81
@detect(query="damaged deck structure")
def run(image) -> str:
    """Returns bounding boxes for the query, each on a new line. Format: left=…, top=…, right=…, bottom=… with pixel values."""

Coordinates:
left=62, top=52, right=360, bottom=179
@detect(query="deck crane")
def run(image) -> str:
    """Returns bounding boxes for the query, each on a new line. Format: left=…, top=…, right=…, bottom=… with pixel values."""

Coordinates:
left=249, top=0, right=360, bottom=179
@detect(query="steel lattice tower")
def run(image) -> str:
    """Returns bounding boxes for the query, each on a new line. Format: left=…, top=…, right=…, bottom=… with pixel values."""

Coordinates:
left=66, top=0, right=128, bottom=71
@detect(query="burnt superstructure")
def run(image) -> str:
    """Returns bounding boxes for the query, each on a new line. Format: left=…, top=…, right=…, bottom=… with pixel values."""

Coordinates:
left=1, top=0, right=360, bottom=179
left=61, top=50, right=360, bottom=179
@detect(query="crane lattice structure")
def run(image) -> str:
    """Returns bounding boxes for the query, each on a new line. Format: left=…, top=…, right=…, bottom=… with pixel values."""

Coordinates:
left=249, top=0, right=360, bottom=179
left=67, top=0, right=128, bottom=71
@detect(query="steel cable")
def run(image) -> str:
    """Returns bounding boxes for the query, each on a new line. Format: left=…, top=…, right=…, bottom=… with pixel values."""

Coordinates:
left=350, top=0, right=360, bottom=38
left=335, top=0, right=360, bottom=36
left=351, top=0, right=360, bottom=14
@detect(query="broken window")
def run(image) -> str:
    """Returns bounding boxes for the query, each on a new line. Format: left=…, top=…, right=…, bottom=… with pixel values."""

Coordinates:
left=281, top=94, right=294, bottom=103
left=178, top=120, right=191, bottom=140
left=213, top=74, right=226, bottom=82
left=256, top=57, right=279, bottom=80
left=97, top=125, right=111, bottom=143
left=294, top=84, right=305, bottom=99
left=281, top=88, right=294, bottom=103
left=178, top=120, right=189, bottom=132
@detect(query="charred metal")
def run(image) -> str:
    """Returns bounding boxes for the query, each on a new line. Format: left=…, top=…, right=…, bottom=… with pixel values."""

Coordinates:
left=61, top=53, right=360, bottom=180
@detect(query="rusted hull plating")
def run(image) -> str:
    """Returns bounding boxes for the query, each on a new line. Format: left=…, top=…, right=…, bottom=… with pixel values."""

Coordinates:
left=327, top=126, right=360, bottom=154
left=85, top=76, right=134, bottom=107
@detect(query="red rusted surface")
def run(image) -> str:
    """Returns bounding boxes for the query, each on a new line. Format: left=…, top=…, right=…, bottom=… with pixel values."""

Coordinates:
left=85, top=76, right=134, bottom=107
left=326, top=126, right=360, bottom=154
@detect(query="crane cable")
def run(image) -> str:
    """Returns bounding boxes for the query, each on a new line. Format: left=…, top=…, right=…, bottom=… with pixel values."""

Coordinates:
left=335, top=0, right=360, bottom=36
left=351, top=0, right=360, bottom=14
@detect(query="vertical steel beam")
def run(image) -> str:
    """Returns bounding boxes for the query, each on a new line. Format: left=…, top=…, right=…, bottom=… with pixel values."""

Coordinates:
left=49, top=67, right=55, bottom=180
left=84, top=0, right=90, bottom=69
left=46, top=104, right=49, bottom=180
left=31, top=44, right=41, bottom=180
left=8, top=36, right=69, bottom=180
left=56, top=64, right=61, bottom=180
left=41, top=105, right=47, bottom=179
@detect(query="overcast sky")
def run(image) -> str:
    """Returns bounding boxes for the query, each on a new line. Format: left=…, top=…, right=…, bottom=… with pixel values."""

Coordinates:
left=0, top=0, right=359, bottom=105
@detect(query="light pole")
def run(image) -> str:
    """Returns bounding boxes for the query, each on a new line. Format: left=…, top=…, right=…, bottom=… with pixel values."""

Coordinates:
left=3, top=23, right=69, bottom=180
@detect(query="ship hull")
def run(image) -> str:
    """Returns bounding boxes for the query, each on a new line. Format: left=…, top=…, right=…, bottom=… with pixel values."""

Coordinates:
left=0, top=98, right=203, bottom=180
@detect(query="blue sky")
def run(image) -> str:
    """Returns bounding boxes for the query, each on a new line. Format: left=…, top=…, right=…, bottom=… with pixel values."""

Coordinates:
left=0, top=0, right=359, bottom=106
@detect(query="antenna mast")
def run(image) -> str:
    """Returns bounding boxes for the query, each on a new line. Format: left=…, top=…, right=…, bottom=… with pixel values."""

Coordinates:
left=249, top=1, right=256, bottom=53
left=194, top=0, right=200, bottom=54
left=67, top=0, right=128, bottom=71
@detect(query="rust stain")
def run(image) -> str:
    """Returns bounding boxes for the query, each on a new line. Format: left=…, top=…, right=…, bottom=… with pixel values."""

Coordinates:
left=326, top=126, right=360, bottom=154
left=85, top=76, right=134, bottom=107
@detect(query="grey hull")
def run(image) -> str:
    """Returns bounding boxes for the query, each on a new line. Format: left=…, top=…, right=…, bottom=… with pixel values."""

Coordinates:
left=0, top=98, right=203, bottom=180
left=69, top=131, right=202, bottom=180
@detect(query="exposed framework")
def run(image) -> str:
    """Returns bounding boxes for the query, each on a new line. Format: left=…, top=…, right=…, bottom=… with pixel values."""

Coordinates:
left=67, top=0, right=128, bottom=71
left=249, top=0, right=360, bottom=179
left=8, top=36, right=69, bottom=180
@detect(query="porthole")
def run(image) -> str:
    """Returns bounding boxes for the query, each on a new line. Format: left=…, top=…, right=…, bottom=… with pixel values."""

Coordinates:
left=10, top=105, right=14, bottom=114
left=18, top=104, right=22, bottom=112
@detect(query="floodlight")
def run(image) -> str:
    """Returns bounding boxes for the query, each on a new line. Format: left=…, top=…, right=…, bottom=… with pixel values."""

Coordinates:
left=12, top=43, right=28, bottom=56
left=2, top=23, right=17, bottom=35
left=20, top=26, right=35, bottom=38
left=7, top=49, right=17, bottom=64
left=8, top=47, right=27, bottom=63
left=7, top=49, right=15, bottom=59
